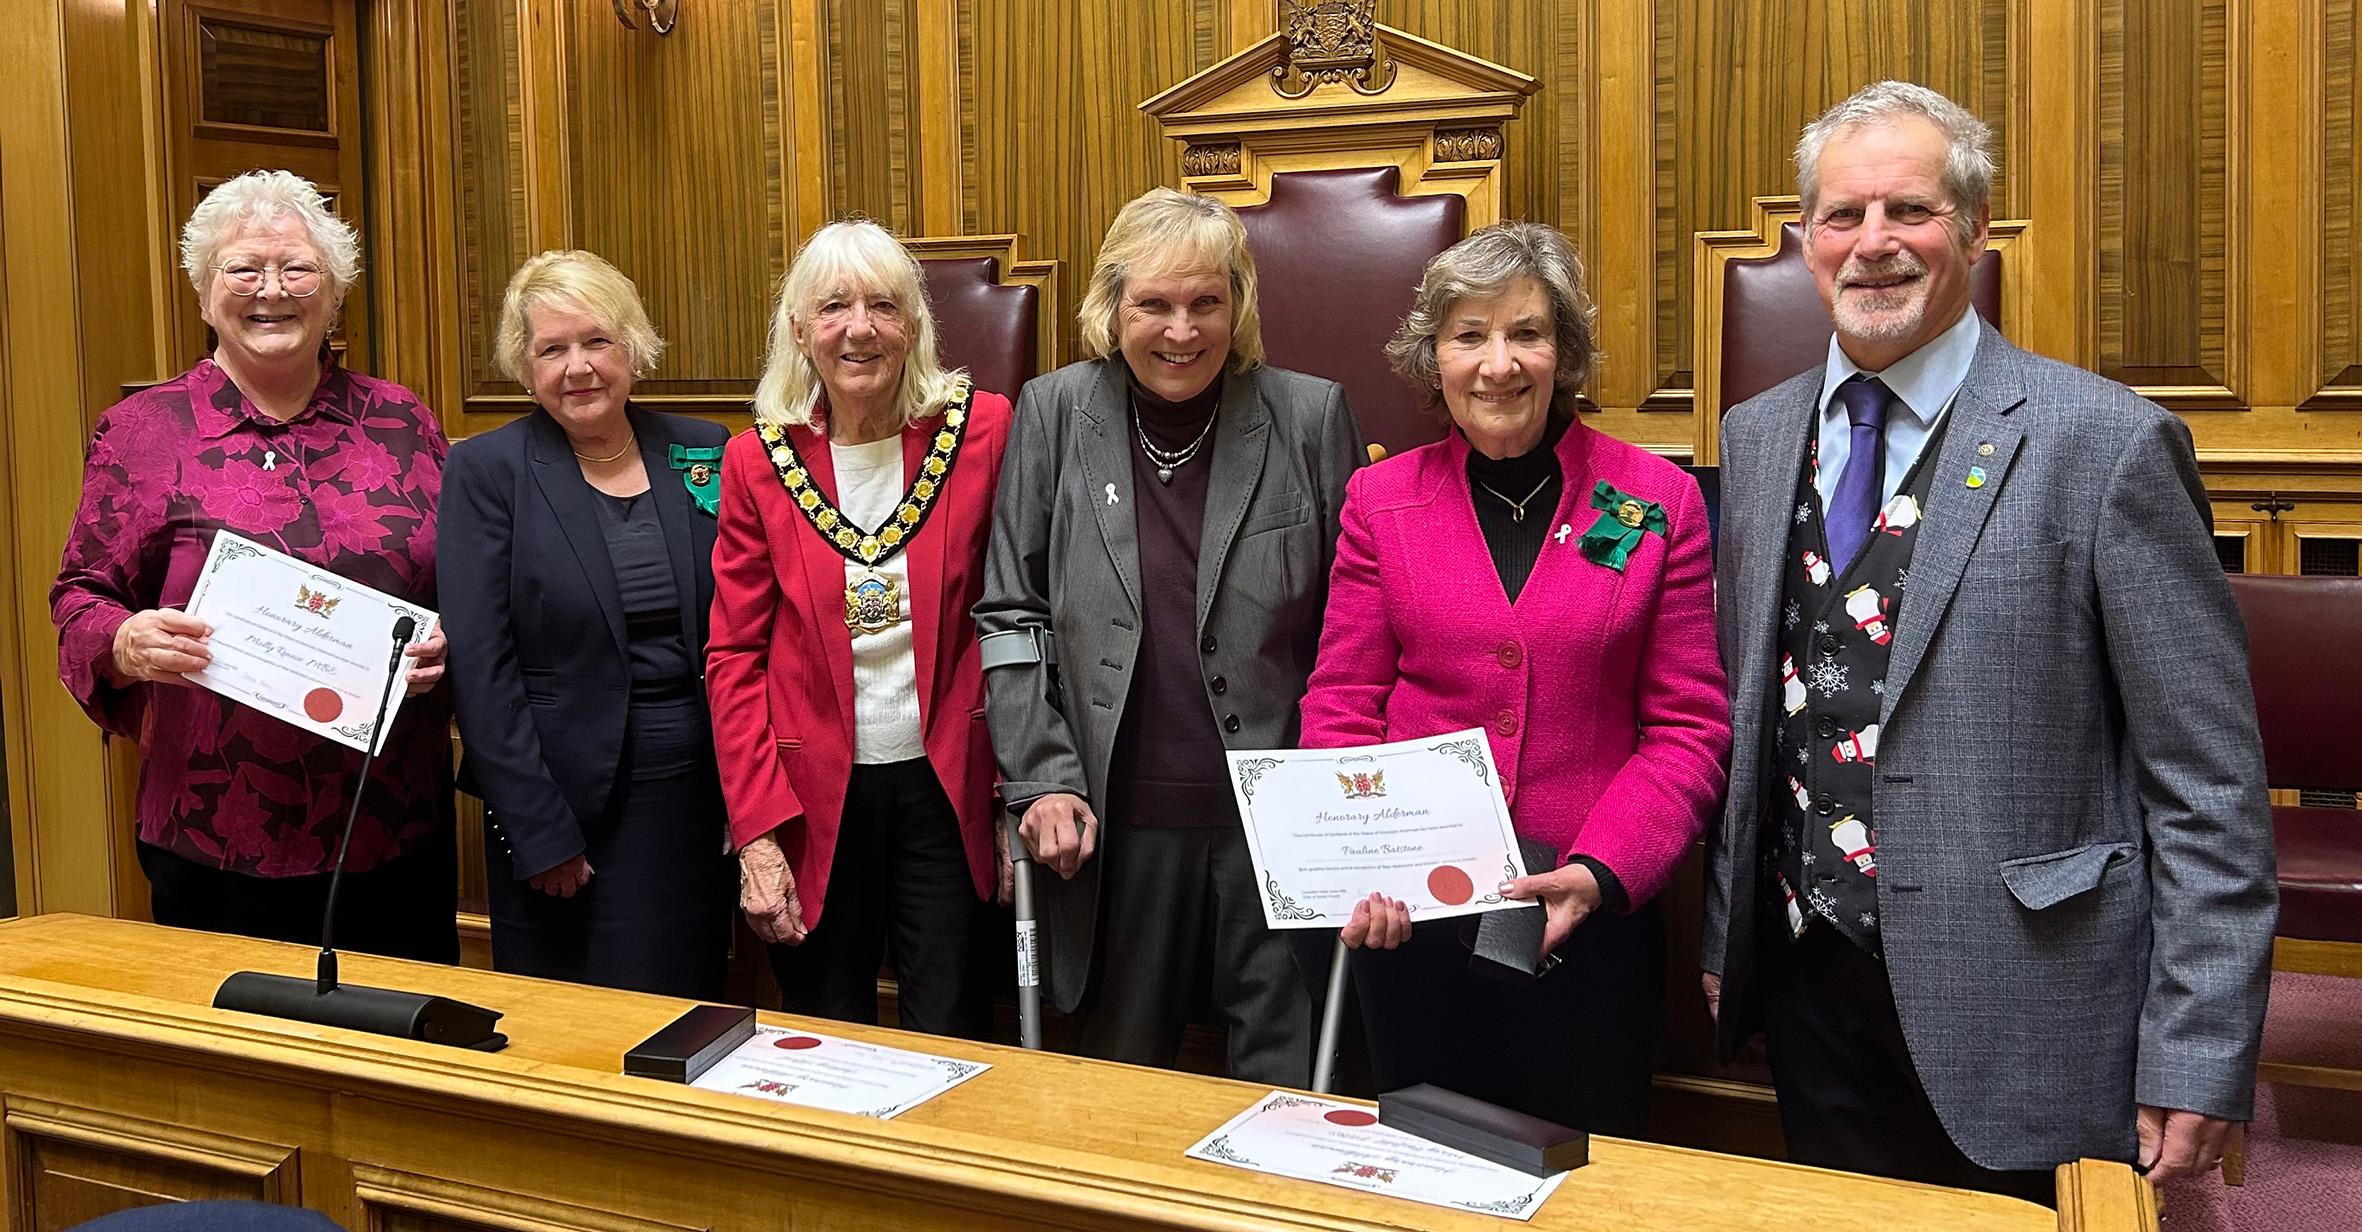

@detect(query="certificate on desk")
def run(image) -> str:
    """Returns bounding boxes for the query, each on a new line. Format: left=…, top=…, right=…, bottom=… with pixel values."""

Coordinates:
left=1187, top=1091, right=1565, bottom=1221
left=183, top=532, right=435, bottom=755
left=1226, top=729, right=1536, bottom=929
left=690, top=1026, right=989, bottom=1119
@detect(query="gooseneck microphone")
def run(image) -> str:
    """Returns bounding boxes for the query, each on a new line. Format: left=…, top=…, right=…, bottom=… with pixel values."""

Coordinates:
left=213, top=614, right=507, bottom=1050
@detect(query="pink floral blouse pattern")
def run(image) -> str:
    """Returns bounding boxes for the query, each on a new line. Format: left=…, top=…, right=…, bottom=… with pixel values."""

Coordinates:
left=51, top=359, right=452, bottom=876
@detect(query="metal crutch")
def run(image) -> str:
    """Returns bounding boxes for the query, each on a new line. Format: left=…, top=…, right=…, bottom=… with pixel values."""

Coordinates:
left=1007, top=809, right=1043, bottom=1050
left=1310, top=935, right=1349, bottom=1093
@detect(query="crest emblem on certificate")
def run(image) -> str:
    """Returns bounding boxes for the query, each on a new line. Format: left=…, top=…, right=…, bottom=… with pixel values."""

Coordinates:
left=1333, top=771, right=1387, bottom=799
left=294, top=585, right=341, bottom=617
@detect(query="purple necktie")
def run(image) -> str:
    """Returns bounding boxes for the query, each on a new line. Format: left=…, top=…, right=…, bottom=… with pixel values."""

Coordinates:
left=1825, top=376, right=1890, bottom=575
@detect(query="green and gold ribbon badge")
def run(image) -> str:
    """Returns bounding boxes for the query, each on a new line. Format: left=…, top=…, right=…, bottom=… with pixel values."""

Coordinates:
left=669, top=443, right=725, bottom=516
left=1576, top=481, right=1668, bottom=571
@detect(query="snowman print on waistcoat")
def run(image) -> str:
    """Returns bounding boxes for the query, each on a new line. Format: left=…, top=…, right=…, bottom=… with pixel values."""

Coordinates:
left=1829, top=816, right=1877, bottom=877
left=1802, top=550, right=1832, bottom=587
left=1843, top=585, right=1893, bottom=646
left=1831, top=723, right=1879, bottom=765
left=1781, top=653, right=1807, bottom=714
left=1873, top=493, right=1921, bottom=537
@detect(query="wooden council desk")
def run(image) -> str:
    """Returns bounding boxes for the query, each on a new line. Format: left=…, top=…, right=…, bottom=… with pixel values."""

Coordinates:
left=0, top=915, right=2154, bottom=1232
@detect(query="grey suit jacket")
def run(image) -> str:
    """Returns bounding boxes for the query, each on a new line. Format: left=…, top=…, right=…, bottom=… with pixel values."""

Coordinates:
left=975, top=357, right=1363, bottom=1012
left=1703, top=320, right=2277, bottom=1170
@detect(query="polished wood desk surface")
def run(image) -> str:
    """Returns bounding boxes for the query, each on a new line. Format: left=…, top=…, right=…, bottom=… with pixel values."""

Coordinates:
left=0, top=915, right=2153, bottom=1231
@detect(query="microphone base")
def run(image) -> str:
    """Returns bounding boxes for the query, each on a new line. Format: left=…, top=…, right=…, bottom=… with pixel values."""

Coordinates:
left=214, top=971, right=507, bottom=1051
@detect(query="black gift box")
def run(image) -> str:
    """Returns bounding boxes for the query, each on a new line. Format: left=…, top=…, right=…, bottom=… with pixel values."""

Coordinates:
left=623, top=1004, right=757, bottom=1083
left=1378, top=1083, right=1589, bottom=1177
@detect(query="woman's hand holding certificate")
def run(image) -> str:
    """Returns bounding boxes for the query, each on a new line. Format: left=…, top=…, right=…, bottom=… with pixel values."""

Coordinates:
left=1224, top=729, right=1538, bottom=930
left=182, top=531, right=438, bottom=755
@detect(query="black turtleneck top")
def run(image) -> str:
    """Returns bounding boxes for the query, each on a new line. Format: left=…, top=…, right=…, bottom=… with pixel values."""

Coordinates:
left=1465, top=416, right=1569, bottom=604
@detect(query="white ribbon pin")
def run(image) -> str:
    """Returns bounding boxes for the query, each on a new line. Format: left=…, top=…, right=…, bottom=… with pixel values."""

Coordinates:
left=263, top=450, right=277, bottom=471
left=1105, top=482, right=1119, bottom=506
left=1555, top=522, right=1573, bottom=545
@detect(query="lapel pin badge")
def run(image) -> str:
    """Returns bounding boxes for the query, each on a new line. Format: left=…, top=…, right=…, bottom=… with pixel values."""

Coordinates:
left=1105, top=482, right=1119, bottom=506
left=1977, top=442, right=1994, bottom=457
left=1555, top=523, right=1573, bottom=545
left=1965, top=465, right=1987, bottom=489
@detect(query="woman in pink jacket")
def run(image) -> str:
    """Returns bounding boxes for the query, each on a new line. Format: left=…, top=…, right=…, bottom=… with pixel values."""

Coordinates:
left=1298, top=222, right=1729, bottom=1132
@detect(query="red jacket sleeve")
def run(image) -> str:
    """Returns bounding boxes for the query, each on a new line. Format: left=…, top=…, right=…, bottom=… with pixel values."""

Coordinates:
left=706, top=431, right=807, bottom=851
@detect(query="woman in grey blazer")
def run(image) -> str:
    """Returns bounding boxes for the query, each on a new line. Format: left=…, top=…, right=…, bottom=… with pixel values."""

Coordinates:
left=976, top=188, right=1362, bottom=1084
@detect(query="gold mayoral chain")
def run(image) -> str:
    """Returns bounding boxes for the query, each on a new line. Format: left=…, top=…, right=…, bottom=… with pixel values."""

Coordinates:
left=754, top=382, right=973, bottom=634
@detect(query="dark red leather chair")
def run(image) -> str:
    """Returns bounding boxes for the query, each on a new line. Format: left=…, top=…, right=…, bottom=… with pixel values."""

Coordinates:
left=1236, top=166, right=1464, bottom=458
left=918, top=255, right=1041, bottom=404
left=1717, top=222, right=2004, bottom=413
left=2229, top=574, right=2362, bottom=967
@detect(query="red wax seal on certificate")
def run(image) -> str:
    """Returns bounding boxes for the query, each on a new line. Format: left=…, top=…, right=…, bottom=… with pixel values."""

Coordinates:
left=1324, top=1109, right=1378, bottom=1127
left=303, top=688, right=343, bottom=722
left=1426, top=864, right=1474, bottom=906
left=774, top=1035, right=823, bottom=1050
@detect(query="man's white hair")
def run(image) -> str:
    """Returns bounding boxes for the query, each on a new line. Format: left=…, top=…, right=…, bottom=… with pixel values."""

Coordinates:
left=1796, top=81, right=1994, bottom=231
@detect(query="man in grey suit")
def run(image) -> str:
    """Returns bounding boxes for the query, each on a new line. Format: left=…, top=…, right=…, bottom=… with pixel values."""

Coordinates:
left=1701, top=80, right=2275, bottom=1199
left=976, top=188, right=1362, bottom=1083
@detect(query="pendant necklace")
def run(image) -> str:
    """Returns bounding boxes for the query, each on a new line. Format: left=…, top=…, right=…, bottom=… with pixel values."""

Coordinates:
left=1136, top=410, right=1218, bottom=484
left=1474, top=474, right=1554, bottom=523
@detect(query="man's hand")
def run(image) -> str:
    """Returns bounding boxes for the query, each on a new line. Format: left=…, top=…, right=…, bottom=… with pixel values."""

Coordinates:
left=402, top=626, right=448, bottom=695
left=1018, top=792, right=1098, bottom=879
left=111, top=609, right=212, bottom=685
left=2136, top=1105, right=2235, bottom=1186
left=527, top=853, right=594, bottom=897
left=1702, top=971, right=1723, bottom=1025
left=1339, top=892, right=1412, bottom=950
left=739, top=832, right=808, bottom=945
left=1500, top=862, right=1605, bottom=958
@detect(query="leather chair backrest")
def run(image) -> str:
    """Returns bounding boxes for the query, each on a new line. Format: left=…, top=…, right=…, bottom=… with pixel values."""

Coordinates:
left=920, top=256, right=1039, bottom=404
left=1236, top=167, right=1463, bottom=457
left=2228, top=573, right=2362, bottom=792
left=1719, top=222, right=2004, bottom=413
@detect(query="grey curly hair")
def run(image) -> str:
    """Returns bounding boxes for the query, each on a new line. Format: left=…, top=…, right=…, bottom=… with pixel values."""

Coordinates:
left=1385, top=221, right=1597, bottom=417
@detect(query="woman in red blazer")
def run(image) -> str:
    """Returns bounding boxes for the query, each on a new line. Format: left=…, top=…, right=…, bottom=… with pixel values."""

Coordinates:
left=708, top=220, right=1010, bottom=1038
left=1298, top=223, right=1730, bottom=1132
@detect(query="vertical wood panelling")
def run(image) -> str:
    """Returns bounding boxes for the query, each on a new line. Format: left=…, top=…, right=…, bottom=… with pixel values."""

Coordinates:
left=958, top=0, right=1224, bottom=363
left=452, top=0, right=526, bottom=397
left=2324, top=0, right=2362, bottom=394
left=1660, top=1, right=2010, bottom=404
left=826, top=0, right=920, bottom=231
left=2097, top=0, right=2233, bottom=394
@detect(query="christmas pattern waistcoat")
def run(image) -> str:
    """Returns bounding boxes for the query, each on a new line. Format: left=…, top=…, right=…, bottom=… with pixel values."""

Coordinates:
left=1765, top=414, right=1949, bottom=953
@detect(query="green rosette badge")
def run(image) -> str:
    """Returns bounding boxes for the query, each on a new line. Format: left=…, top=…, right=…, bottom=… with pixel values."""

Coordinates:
left=671, top=443, right=724, bottom=516
left=1576, top=481, right=1667, bottom=571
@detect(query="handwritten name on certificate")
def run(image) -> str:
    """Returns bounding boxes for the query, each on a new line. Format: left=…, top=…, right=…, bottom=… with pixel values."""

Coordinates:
left=1186, top=1091, right=1566, bottom=1221
left=1226, top=729, right=1535, bottom=929
left=183, top=532, right=437, bottom=755
left=690, top=1026, right=989, bottom=1119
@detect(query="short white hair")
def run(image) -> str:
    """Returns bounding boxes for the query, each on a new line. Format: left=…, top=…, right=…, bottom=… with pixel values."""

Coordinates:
left=179, top=169, right=361, bottom=303
left=1796, top=81, right=1994, bottom=231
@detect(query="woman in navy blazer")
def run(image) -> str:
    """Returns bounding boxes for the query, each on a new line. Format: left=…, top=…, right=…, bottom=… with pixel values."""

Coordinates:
left=442, top=251, right=734, bottom=998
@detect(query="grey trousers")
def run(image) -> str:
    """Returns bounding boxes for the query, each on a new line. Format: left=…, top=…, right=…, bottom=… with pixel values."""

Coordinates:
left=1067, top=822, right=1321, bottom=1086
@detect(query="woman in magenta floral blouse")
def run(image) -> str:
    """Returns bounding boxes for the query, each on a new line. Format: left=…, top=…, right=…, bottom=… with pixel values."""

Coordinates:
left=51, top=169, right=457, bottom=961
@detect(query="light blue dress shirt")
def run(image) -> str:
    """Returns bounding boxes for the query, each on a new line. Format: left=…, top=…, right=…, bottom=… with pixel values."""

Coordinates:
left=1811, top=305, right=1984, bottom=509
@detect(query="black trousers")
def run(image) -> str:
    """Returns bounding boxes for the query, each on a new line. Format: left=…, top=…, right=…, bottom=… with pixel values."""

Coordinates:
left=768, top=758, right=1000, bottom=1040
left=137, top=828, right=458, bottom=965
left=1068, top=822, right=1322, bottom=1087
left=1352, top=898, right=1665, bottom=1134
left=1757, top=919, right=2056, bottom=1205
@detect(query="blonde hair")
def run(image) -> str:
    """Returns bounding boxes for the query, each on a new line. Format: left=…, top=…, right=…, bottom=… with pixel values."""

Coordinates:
left=754, top=219, right=966, bottom=430
left=1386, top=222, right=1599, bottom=418
left=179, top=169, right=361, bottom=305
left=494, top=250, right=667, bottom=384
left=1076, top=188, right=1264, bottom=371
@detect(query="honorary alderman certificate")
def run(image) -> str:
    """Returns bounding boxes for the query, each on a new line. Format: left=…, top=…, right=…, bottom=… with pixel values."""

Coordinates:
left=1226, top=728, right=1537, bottom=930
left=184, top=531, right=437, bottom=755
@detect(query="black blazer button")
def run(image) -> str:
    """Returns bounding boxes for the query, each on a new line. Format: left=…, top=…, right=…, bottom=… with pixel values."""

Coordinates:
left=1201, top=634, right=1218, bottom=654
left=1210, top=676, right=1228, bottom=695
left=1223, top=714, right=1241, bottom=733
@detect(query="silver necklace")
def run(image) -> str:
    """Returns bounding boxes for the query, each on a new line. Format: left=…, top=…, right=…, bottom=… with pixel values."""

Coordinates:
left=1135, top=410, right=1218, bottom=484
left=1474, top=474, right=1554, bottom=523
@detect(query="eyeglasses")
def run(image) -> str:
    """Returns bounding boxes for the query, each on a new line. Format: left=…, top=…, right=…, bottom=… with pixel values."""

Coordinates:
left=212, top=262, right=326, bottom=298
